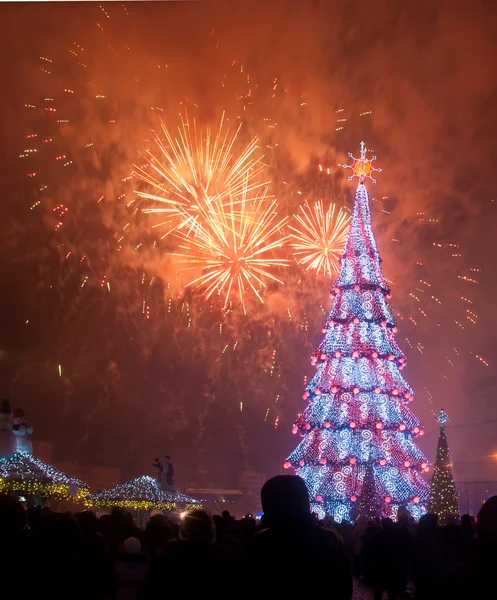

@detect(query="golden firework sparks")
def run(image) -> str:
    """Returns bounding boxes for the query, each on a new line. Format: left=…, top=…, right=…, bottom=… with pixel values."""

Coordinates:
left=135, top=111, right=268, bottom=238
left=289, top=199, right=350, bottom=278
left=173, top=183, right=289, bottom=313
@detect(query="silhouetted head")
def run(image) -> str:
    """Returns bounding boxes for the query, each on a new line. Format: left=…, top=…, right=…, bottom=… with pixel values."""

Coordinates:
left=221, top=509, right=232, bottom=522
left=40, top=513, right=81, bottom=556
left=149, top=513, right=166, bottom=526
left=381, top=517, right=394, bottom=530
left=0, top=495, right=26, bottom=534
left=75, top=510, right=99, bottom=536
left=26, top=506, right=43, bottom=531
left=417, top=512, right=438, bottom=535
left=261, top=475, right=310, bottom=525
left=179, top=509, right=216, bottom=543
left=123, top=537, right=141, bottom=554
left=476, top=495, right=497, bottom=539
left=460, top=513, right=473, bottom=530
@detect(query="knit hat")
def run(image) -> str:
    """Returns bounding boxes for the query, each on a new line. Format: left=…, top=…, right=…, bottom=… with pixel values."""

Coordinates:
left=123, top=537, right=141, bottom=554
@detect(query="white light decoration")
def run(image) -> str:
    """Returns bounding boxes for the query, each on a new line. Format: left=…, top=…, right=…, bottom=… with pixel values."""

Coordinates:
left=85, top=475, right=201, bottom=511
left=0, top=451, right=89, bottom=499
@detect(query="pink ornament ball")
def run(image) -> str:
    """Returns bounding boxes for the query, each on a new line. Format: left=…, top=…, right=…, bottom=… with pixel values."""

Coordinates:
left=399, top=424, right=406, bottom=431
left=388, top=354, right=395, bottom=361
left=350, top=495, right=357, bottom=502
left=302, top=391, right=310, bottom=400
left=353, top=387, right=360, bottom=394
left=305, top=423, right=311, bottom=430
left=331, top=386, right=339, bottom=394
left=320, top=457, right=327, bottom=465
left=334, top=287, right=340, bottom=294
left=334, top=351, right=341, bottom=358
left=392, top=389, right=399, bottom=396
left=352, top=351, right=359, bottom=358
left=381, top=321, right=387, bottom=328
left=353, top=317, right=360, bottom=324
left=393, top=327, right=398, bottom=333
left=320, top=353, right=327, bottom=360
left=350, top=457, right=357, bottom=465
left=376, top=422, right=383, bottom=430
left=316, top=495, right=323, bottom=502
left=421, top=462, right=427, bottom=470
left=283, top=461, right=291, bottom=469
left=314, top=388, right=322, bottom=396
left=349, top=421, right=357, bottom=429
left=372, top=352, right=378, bottom=358
left=404, top=460, right=411, bottom=468
left=386, top=293, right=392, bottom=299
left=299, top=459, right=305, bottom=466
left=324, top=421, right=331, bottom=429
left=413, top=496, right=420, bottom=504
left=321, top=328, right=327, bottom=334
left=385, top=496, right=392, bottom=503
left=292, top=425, right=298, bottom=434
left=354, top=284, right=360, bottom=291
left=379, top=459, right=387, bottom=466
left=413, top=427, right=420, bottom=434
left=374, top=387, right=381, bottom=394
left=419, top=429, right=425, bottom=436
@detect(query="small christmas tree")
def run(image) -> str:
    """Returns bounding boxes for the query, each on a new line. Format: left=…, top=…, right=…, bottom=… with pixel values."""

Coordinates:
left=428, top=409, right=459, bottom=524
left=285, top=142, right=430, bottom=522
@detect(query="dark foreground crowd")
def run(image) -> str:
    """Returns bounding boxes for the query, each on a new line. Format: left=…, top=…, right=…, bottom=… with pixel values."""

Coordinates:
left=1, top=475, right=497, bottom=600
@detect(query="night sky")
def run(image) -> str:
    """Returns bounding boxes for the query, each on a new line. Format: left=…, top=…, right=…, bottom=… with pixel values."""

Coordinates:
left=0, top=1, right=496, bottom=488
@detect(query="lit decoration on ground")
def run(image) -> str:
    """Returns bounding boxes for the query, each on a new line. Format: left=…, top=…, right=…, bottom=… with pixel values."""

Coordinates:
left=0, top=451, right=89, bottom=500
left=289, top=200, right=350, bottom=278
left=428, top=409, right=459, bottom=524
left=286, top=143, right=430, bottom=522
left=84, top=475, right=200, bottom=511
left=172, top=183, right=289, bottom=312
left=136, top=111, right=268, bottom=238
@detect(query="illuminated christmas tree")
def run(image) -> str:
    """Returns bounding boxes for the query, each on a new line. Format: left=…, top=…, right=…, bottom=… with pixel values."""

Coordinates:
left=428, top=409, right=459, bottom=524
left=284, top=143, right=430, bottom=522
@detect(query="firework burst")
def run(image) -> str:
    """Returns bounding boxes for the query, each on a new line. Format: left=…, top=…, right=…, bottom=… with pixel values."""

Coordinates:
left=173, top=183, right=289, bottom=312
left=135, top=111, right=269, bottom=238
left=289, top=199, right=350, bottom=278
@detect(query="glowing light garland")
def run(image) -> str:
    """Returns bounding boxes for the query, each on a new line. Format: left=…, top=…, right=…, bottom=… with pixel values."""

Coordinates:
left=285, top=143, right=430, bottom=522
left=0, top=451, right=89, bottom=500
left=84, top=475, right=201, bottom=512
left=428, top=409, right=459, bottom=524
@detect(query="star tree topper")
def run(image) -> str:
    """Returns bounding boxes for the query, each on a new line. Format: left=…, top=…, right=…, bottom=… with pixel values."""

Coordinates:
left=436, top=408, right=450, bottom=426
left=340, top=141, right=382, bottom=183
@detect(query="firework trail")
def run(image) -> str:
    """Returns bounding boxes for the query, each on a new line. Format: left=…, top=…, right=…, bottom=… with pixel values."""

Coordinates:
left=289, top=199, right=350, bottom=278
left=173, top=183, right=289, bottom=312
left=136, top=111, right=269, bottom=238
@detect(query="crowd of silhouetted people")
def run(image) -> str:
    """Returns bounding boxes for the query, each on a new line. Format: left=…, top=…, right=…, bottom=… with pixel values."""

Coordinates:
left=1, top=475, right=497, bottom=599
